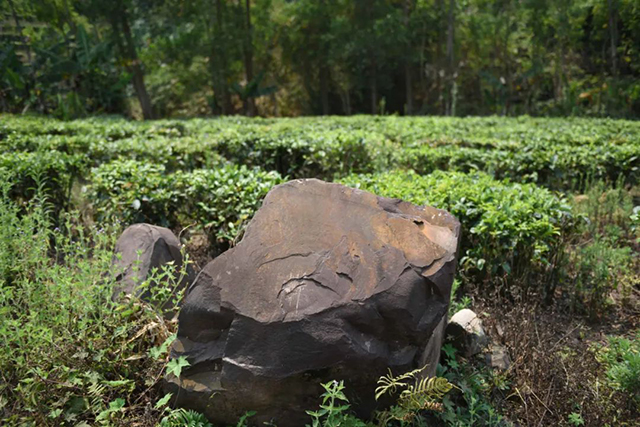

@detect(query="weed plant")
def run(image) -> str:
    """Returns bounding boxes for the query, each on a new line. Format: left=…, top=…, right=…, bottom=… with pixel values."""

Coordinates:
left=565, top=180, right=639, bottom=317
left=0, top=182, right=185, bottom=426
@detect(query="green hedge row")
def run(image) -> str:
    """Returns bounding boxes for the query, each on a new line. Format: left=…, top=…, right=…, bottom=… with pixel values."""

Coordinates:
left=88, top=160, right=282, bottom=248
left=2, top=115, right=639, bottom=191
left=340, top=170, right=575, bottom=297
left=400, top=142, right=639, bottom=190
left=0, top=150, right=84, bottom=213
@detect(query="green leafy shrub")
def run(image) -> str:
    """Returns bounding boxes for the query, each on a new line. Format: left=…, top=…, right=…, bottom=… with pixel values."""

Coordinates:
left=0, top=150, right=84, bottom=212
left=215, top=126, right=397, bottom=179
left=89, top=160, right=180, bottom=227
left=88, top=159, right=283, bottom=248
left=0, top=177, right=51, bottom=287
left=340, top=170, right=574, bottom=297
left=176, top=165, right=283, bottom=246
left=401, top=144, right=640, bottom=191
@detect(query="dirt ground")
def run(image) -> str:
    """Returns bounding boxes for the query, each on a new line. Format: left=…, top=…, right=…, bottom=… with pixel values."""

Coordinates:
left=477, top=293, right=639, bottom=427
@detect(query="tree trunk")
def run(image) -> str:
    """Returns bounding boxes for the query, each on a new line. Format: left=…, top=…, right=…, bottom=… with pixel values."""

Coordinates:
left=211, top=0, right=231, bottom=115
left=113, top=1, right=154, bottom=120
left=345, top=90, right=351, bottom=115
left=370, top=57, right=378, bottom=114
left=503, top=6, right=511, bottom=116
left=243, top=0, right=256, bottom=116
left=404, top=0, right=413, bottom=115
left=446, top=0, right=455, bottom=116
left=607, top=0, right=617, bottom=76
left=436, top=0, right=445, bottom=114
left=318, top=0, right=330, bottom=115
left=319, top=65, right=330, bottom=115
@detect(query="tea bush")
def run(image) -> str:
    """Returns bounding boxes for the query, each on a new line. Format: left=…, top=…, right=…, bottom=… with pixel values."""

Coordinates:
left=89, top=159, right=283, bottom=247
left=214, top=126, right=397, bottom=179
left=401, top=142, right=640, bottom=190
left=340, top=170, right=575, bottom=297
left=0, top=150, right=84, bottom=213
left=89, top=160, right=180, bottom=227
left=2, top=115, right=639, bottom=205
left=176, top=166, right=283, bottom=246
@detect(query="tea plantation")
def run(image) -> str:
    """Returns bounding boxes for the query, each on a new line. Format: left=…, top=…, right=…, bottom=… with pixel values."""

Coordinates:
left=0, top=115, right=638, bottom=426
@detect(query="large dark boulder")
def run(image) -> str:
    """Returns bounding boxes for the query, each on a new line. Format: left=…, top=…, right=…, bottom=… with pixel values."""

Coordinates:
left=167, top=179, right=460, bottom=425
left=113, top=223, right=192, bottom=313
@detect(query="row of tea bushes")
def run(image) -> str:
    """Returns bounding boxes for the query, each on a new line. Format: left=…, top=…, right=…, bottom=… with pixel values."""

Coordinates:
left=214, top=127, right=396, bottom=179
left=0, top=150, right=85, bottom=213
left=2, top=137, right=635, bottom=221
left=5, top=115, right=639, bottom=145
left=88, top=160, right=282, bottom=249
left=0, top=134, right=224, bottom=172
left=2, top=115, right=639, bottom=191
left=400, top=142, right=639, bottom=190
left=340, top=170, right=575, bottom=298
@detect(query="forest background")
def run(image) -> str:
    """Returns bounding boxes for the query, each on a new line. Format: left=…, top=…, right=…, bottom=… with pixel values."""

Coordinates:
left=1, top=0, right=640, bottom=120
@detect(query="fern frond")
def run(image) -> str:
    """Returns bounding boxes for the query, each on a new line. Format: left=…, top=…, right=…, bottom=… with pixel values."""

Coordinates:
left=87, top=382, right=107, bottom=397
left=397, top=377, right=453, bottom=412
left=408, top=376, right=453, bottom=400
left=374, top=366, right=427, bottom=400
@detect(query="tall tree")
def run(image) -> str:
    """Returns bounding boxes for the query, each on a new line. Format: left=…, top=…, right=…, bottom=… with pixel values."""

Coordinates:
left=242, top=0, right=256, bottom=116
left=445, top=0, right=455, bottom=115
left=211, top=0, right=232, bottom=114
left=318, top=0, right=330, bottom=115
left=109, top=0, right=154, bottom=119
left=404, top=0, right=414, bottom=115
left=607, top=0, right=618, bottom=76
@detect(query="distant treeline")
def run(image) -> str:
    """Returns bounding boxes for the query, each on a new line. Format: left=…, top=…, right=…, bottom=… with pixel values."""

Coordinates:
left=1, top=0, right=639, bottom=119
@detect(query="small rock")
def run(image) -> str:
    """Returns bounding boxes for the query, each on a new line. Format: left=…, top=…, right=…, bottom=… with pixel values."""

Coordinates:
left=112, top=223, right=193, bottom=314
left=485, top=344, right=511, bottom=370
left=445, top=309, right=489, bottom=358
left=495, top=323, right=504, bottom=339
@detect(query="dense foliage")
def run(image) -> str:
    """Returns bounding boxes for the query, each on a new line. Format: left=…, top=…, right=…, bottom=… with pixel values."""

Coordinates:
left=2, top=115, right=639, bottom=192
left=89, top=160, right=282, bottom=248
left=2, top=0, right=640, bottom=118
left=340, top=170, right=574, bottom=299
left=0, top=184, right=175, bottom=426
